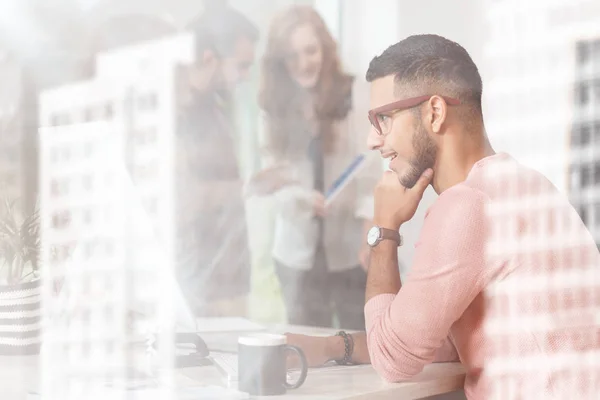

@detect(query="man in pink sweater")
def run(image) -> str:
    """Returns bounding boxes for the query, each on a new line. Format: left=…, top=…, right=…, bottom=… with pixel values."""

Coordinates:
left=288, top=34, right=600, bottom=399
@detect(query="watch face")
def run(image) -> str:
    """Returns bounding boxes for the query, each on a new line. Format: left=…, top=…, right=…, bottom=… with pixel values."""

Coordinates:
left=367, top=226, right=381, bottom=246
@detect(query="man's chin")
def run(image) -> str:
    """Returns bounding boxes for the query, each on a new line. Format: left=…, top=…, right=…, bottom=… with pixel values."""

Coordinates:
left=399, top=170, right=422, bottom=189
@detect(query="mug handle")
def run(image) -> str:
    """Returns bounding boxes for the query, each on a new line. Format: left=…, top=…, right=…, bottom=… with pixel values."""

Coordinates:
left=283, top=345, right=308, bottom=389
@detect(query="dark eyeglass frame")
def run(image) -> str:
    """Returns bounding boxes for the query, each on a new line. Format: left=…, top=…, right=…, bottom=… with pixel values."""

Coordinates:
left=368, top=95, right=461, bottom=135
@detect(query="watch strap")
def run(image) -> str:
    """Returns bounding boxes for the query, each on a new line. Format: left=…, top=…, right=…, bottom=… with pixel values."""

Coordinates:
left=380, top=227, right=402, bottom=246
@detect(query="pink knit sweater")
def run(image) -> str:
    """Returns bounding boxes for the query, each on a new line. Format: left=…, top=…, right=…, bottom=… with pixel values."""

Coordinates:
left=365, top=153, right=600, bottom=399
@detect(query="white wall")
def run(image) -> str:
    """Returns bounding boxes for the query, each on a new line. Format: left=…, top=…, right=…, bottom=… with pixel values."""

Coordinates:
left=392, top=0, right=486, bottom=273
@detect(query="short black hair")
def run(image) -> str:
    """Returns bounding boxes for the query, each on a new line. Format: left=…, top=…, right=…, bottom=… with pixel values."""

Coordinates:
left=187, top=3, right=259, bottom=57
left=366, top=34, right=483, bottom=113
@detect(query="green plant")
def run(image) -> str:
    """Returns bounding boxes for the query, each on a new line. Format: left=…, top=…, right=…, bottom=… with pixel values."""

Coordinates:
left=0, top=198, right=40, bottom=285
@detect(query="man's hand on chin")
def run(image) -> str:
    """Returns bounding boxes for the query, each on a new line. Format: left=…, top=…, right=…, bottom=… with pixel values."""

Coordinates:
left=366, top=168, right=433, bottom=301
left=373, top=168, right=433, bottom=230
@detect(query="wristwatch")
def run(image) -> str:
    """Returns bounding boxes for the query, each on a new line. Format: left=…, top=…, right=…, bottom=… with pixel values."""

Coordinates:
left=366, top=226, right=402, bottom=247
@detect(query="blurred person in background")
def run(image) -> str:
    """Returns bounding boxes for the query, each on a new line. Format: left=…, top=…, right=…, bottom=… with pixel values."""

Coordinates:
left=175, top=2, right=259, bottom=318
left=252, top=5, right=380, bottom=330
left=185, top=1, right=257, bottom=95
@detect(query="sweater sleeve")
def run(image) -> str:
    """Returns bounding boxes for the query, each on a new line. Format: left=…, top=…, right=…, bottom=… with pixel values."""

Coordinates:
left=364, top=186, right=488, bottom=382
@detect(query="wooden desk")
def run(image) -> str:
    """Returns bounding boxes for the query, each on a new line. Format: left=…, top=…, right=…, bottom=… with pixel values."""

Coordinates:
left=180, top=360, right=465, bottom=400
left=184, top=324, right=466, bottom=399
left=0, top=324, right=466, bottom=400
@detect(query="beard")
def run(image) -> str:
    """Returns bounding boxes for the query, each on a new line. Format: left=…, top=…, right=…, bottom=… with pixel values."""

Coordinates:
left=399, top=116, right=437, bottom=188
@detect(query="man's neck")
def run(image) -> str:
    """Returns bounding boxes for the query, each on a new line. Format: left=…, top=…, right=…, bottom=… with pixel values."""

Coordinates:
left=433, top=132, right=495, bottom=194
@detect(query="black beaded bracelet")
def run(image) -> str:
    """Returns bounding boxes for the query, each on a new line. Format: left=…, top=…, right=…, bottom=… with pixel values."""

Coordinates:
left=334, top=331, right=354, bottom=365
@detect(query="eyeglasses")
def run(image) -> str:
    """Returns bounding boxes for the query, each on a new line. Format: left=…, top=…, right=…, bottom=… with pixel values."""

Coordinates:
left=368, top=95, right=461, bottom=135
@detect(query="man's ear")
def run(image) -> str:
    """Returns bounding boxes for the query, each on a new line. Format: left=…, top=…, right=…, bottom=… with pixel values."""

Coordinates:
left=428, top=95, right=448, bottom=134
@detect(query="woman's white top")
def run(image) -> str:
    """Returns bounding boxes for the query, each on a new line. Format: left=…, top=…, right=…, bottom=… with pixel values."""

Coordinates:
left=258, top=87, right=382, bottom=272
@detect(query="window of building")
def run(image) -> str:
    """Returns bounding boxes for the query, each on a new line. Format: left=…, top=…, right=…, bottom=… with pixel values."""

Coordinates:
left=593, top=121, right=600, bottom=143
left=104, top=206, right=113, bottom=221
left=105, top=241, right=114, bottom=256
left=592, top=39, right=600, bottom=63
left=137, top=127, right=158, bottom=146
left=104, top=305, right=114, bottom=322
left=82, top=175, right=93, bottom=191
left=136, top=129, right=146, bottom=146
left=52, top=211, right=71, bottom=230
left=579, top=206, right=589, bottom=226
left=84, top=142, right=93, bottom=157
left=49, top=113, right=71, bottom=127
left=54, top=243, right=74, bottom=263
left=62, top=180, right=70, bottom=195
left=133, top=166, right=145, bottom=182
left=137, top=93, right=158, bottom=112
left=106, top=340, right=116, bottom=355
left=50, top=246, right=60, bottom=263
left=51, top=180, right=60, bottom=197
left=104, top=103, right=115, bottom=120
left=595, top=203, right=600, bottom=226
left=50, top=148, right=59, bottom=163
left=84, top=242, right=94, bottom=259
left=577, top=83, right=590, bottom=106
left=594, top=80, right=600, bottom=103
left=144, top=197, right=158, bottom=214
left=147, top=127, right=157, bottom=143
left=50, top=114, right=60, bottom=127
left=571, top=125, right=581, bottom=147
left=581, top=123, right=591, bottom=146
left=81, top=339, right=91, bottom=357
left=577, top=41, right=591, bottom=65
left=105, top=173, right=115, bottom=186
left=594, top=163, right=600, bottom=185
left=581, top=165, right=592, bottom=188
left=62, top=147, right=71, bottom=162
left=58, top=113, right=71, bottom=126
left=83, top=107, right=93, bottom=123
left=134, top=162, right=158, bottom=182
left=83, top=209, right=92, bottom=225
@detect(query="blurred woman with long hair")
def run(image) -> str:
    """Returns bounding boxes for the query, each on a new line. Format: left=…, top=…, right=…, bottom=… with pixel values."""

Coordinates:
left=256, top=5, right=380, bottom=329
